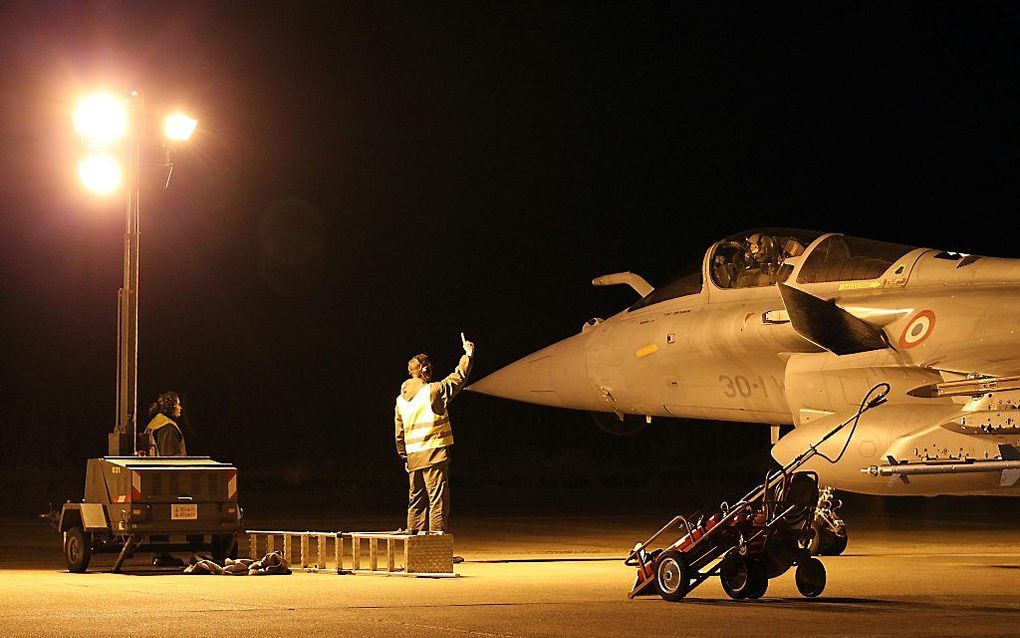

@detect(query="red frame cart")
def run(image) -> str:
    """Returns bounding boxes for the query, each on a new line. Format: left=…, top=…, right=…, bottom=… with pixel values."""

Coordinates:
left=626, top=384, right=889, bottom=601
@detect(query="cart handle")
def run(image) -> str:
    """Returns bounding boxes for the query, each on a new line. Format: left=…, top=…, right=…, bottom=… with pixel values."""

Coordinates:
left=716, top=383, right=890, bottom=513
left=625, top=514, right=696, bottom=565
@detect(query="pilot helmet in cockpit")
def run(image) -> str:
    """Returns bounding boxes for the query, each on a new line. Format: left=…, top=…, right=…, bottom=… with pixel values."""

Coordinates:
left=746, top=233, right=775, bottom=264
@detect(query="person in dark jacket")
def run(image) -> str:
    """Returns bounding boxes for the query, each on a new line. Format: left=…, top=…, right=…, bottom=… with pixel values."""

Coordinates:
left=145, top=391, right=189, bottom=567
left=144, top=391, right=187, bottom=457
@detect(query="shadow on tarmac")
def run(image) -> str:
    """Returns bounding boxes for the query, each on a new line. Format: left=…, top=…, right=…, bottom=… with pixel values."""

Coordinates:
left=677, top=597, right=1020, bottom=615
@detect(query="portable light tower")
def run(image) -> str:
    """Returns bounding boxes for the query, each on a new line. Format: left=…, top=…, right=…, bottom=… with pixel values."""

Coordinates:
left=73, top=90, right=197, bottom=455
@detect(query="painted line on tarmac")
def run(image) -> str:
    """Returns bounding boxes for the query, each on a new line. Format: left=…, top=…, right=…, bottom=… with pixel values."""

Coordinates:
left=467, top=557, right=626, bottom=563
left=308, top=601, right=629, bottom=610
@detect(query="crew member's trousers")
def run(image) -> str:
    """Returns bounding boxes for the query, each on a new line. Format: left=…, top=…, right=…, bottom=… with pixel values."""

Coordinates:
left=407, top=461, right=450, bottom=533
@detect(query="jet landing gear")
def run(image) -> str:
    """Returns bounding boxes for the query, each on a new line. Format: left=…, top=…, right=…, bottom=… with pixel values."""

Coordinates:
left=810, top=486, right=848, bottom=556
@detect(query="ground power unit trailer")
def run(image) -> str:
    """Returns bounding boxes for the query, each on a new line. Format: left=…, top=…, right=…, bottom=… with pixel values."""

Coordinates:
left=59, top=456, right=243, bottom=572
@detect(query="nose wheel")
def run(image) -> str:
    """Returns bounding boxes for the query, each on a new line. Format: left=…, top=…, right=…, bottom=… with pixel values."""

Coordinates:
left=811, top=525, right=848, bottom=555
left=811, top=486, right=848, bottom=556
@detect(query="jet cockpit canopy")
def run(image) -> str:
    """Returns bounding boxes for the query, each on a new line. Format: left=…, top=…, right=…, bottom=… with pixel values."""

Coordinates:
left=627, top=229, right=918, bottom=312
left=795, top=234, right=916, bottom=284
left=711, top=228, right=824, bottom=289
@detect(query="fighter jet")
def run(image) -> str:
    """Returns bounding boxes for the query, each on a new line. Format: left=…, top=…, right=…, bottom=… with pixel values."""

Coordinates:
left=469, top=229, right=1020, bottom=499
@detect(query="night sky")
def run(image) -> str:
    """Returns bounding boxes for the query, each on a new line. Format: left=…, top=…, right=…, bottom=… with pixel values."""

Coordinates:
left=2, top=3, right=1020, bottom=511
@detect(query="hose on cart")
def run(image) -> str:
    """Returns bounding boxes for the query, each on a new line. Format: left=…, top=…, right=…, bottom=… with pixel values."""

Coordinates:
left=813, top=383, right=890, bottom=465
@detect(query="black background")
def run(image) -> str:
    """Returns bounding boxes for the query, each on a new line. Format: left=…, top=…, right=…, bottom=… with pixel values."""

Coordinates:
left=2, top=3, right=1019, bottom=515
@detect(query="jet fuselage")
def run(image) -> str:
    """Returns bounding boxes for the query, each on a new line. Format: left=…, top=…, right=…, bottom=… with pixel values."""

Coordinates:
left=470, top=231, right=1020, bottom=496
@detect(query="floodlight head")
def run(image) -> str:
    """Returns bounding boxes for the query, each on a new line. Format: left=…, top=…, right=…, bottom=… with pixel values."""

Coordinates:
left=74, top=93, right=128, bottom=146
left=163, top=113, right=198, bottom=142
left=78, top=153, right=122, bottom=195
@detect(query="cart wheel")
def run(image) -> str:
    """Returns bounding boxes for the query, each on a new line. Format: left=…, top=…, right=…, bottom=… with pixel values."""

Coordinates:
left=655, top=550, right=690, bottom=602
left=65, top=526, right=92, bottom=573
left=795, top=557, right=826, bottom=597
left=720, top=554, right=763, bottom=600
left=745, top=568, right=769, bottom=599
left=807, top=522, right=822, bottom=555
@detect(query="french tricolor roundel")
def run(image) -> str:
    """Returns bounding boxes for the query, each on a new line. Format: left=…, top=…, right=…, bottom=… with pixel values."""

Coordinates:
left=899, top=310, right=936, bottom=349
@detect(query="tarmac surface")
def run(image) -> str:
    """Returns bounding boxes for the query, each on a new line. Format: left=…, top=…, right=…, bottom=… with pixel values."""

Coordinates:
left=2, top=502, right=1018, bottom=638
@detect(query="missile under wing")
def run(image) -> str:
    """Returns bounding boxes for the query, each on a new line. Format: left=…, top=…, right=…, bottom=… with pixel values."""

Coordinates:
left=469, top=229, right=1020, bottom=497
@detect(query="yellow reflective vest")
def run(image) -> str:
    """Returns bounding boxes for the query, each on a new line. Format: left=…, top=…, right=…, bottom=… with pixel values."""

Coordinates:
left=144, top=413, right=187, bottom=457
left=395, top=354, right=472, bottom=471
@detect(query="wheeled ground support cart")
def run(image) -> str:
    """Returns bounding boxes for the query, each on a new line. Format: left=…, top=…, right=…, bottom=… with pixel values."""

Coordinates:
left=627, top=470, right=826, bottom=601
left=626, top=383, right=889, bottom=602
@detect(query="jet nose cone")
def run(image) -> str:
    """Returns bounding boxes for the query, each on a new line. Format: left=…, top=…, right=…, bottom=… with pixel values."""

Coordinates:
left=468, top=332, right=594, bottom=410
left=468, top=356, right=554, bottom=404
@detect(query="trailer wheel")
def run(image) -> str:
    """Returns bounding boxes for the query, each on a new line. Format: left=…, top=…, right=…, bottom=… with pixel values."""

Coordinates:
left=795, top=557, right=826, bottom=597
left=720, top=554, right=763, bottom=600
left=65, top=526, right=92, bottom=573
left=655, top=550, right=690, bottom=602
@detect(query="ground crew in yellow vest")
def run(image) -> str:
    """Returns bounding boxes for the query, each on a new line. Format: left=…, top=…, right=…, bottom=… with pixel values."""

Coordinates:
left=395, top=334, right=475, bottom=533
left=144, top=390, right=187, bottom=457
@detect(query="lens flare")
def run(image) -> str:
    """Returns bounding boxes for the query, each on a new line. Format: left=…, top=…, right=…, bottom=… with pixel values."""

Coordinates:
left=78, top=153, right=123, bottom=195
left=73, top=94, right=128, bottom=146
